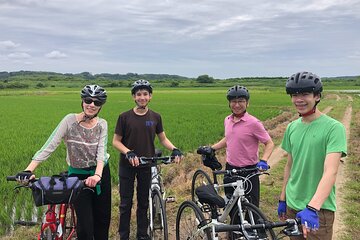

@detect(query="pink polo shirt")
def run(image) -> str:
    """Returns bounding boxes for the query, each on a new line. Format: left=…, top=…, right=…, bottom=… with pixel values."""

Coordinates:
left=224, top=112, right=270, bottom=167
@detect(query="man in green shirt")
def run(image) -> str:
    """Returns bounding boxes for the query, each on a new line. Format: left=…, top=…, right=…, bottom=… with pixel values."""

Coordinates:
left=278, top=71, right=347, bottom=239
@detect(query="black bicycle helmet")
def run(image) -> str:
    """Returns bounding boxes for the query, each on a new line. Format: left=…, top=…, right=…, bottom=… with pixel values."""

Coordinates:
left=131, top=79, right=153, bottom=94
left=226, top=85, right=250, bottom=101
left=286, top=71, right=323, bottom=95
left=81, top=85, right=107, bottom=104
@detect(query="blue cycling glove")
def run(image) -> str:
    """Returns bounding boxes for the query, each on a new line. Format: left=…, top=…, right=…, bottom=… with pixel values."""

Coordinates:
left=256, top=160, right=269, bottom=170
left=296, top=206, right=319, bottom=230
left=277, top=200, right=287, bottom=218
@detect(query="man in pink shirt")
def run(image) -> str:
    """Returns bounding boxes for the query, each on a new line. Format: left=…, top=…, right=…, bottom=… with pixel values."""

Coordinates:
left=210, top=85, right=274, bottom=207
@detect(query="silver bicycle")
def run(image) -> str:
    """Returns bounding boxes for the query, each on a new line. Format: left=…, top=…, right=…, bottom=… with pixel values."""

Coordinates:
left=139, top=154, right=176, bottom=240
left=176, top=168, right=301, bottom=239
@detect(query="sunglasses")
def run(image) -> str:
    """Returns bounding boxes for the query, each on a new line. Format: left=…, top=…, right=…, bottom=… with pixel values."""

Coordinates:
left=83, top=98, right=103, bottom=106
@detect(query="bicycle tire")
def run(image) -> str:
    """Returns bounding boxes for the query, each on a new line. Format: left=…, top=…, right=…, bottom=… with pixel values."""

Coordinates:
left=191, top=169, right=213, bottom=204
left=176, top=200, right=211, bottom=240
left=149, top=188, right=168, bottom=240
left=62, top=204, right=77, bottom=239
left=229, top=201, right=276, bottom=240
left=41, top=227, right=55, bottom=240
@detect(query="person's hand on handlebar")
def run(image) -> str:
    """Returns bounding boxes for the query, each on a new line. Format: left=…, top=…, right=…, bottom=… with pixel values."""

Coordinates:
left=15, top=170, right=35, bottom=183
left=126, top=150, right=140, bottom=167
left=296, top=205, right=319, bottom=238
left=256, top=159, right=270, bottom=171
left=85, top=174, right=102, bottom=187
left=171, top=148, right=183, bottom=163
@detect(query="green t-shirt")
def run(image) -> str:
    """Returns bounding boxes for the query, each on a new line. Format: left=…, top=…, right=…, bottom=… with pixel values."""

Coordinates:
left=281, top=114, right=347, bottom=211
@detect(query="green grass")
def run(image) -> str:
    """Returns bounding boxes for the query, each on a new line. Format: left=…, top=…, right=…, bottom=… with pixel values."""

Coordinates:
left=1, top=88, right=359, bottom=238
left=0, top=87, right=287, bottom=235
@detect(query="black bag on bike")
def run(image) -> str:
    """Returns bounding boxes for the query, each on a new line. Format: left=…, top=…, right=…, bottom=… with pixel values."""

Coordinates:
left=31, top=175, right=83, bottom=207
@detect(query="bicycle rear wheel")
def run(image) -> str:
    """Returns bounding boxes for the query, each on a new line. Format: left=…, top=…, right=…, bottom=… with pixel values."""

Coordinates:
left=149, top=188, right=168, bottom=240
left=229, top=202, right=276, bottom=240
left=191, top=169, right=213, bottom=204
left=176, top=200, right=211, bottom=240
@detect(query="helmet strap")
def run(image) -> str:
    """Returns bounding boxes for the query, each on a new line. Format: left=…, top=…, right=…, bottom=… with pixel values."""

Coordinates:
left=134, top=100, right=150, bottom=109
left=298, top=101, right=319, bottom=117
left=80, top=102, right=100, bottom=124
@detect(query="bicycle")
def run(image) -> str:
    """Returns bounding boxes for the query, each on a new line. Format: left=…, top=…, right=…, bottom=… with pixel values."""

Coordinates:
left=179, top=167, right=271, bottom=239
left=176, top=198, right=301, bottom=240
left=139, top=154, right=176, bottom=240
left=7, top=173, right=86, bottom=240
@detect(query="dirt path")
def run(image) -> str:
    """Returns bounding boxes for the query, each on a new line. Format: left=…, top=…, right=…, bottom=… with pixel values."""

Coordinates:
left=333, top=97, right=353, bottom=238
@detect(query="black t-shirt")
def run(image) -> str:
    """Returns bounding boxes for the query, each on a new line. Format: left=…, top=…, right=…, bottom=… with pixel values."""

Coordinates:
left=115, top=109, right=164, bottom=167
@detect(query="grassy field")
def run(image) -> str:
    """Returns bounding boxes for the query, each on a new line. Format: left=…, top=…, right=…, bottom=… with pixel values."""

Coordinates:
left=0, top=87, right=359, bottom=239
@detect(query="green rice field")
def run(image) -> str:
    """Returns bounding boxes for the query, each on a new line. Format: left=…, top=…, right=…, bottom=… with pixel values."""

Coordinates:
left=0, top=87, right=290, bottom=235
left=1, top=87, right=359, bottom=239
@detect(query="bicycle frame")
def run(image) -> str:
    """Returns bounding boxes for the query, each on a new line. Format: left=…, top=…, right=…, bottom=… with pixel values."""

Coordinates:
left=195, top=169, right=266, bottom=240
left=199, top=180, right=254, bottom=240
left=140, top=156, right=175, bottom=240
left=39, top=203, right=76, bottom=240
left=148, top=165, right=164, bottom=232
left=6, top=175, right=79, bottom=240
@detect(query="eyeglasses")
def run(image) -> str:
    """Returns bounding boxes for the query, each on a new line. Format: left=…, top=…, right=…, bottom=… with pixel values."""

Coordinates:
left=230, top=99, right=247, bottom=105
left=83, top=98, right=102, bottom=106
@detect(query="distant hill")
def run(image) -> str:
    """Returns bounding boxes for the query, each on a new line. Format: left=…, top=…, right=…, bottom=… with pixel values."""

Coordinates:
left=0, top=71, right=359, bottom=90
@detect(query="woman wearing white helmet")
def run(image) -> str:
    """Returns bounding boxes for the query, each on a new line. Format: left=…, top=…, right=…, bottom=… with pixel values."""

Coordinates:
left=16, top=85, right=111, bottom=239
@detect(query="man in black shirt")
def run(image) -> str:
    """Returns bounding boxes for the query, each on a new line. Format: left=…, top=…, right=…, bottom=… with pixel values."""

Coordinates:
left=113, top=79, right=183, bottom=240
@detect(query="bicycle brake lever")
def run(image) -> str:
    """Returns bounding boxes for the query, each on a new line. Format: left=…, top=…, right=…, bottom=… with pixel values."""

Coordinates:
left=14, top=185, right=26, bottom=191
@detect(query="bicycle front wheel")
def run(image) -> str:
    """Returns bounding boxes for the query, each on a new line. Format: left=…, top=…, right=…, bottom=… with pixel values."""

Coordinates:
left=229, top=202, right=276, bottom=240
left=149, top=188, right=168, bottom=240
left=62, top=204, right=77, bottom=239
left=176, top=200, right=211, bottom=240
left=191, top=169, right=213, bottom=204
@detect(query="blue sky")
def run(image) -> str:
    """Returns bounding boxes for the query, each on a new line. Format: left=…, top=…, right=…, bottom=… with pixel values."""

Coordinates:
left=0, top=0, right=359, bottom=79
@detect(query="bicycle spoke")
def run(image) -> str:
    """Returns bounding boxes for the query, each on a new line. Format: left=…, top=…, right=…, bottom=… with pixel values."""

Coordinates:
left=176, top=201, right=210, bottom=240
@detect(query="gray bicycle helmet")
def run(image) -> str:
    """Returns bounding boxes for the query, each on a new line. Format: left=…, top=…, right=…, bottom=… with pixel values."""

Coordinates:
left=81, top=85, right=107, bottom=104
left=286, top=71, right=323, bottom=94
left=131, top=79, right=153, bottom=94
left=226, top=85, right=250, bottom=101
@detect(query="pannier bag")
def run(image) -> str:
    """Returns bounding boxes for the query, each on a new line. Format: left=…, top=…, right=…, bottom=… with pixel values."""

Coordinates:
left=31, top=175, right=83, bottom=207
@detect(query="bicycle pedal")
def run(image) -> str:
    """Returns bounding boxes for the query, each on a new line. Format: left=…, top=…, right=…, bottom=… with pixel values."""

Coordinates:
left=14, top=220, right=38, bottom=226
left=165, top=196, right=176, bottom=203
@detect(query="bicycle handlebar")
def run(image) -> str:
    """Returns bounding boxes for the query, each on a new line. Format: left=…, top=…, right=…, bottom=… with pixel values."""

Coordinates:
left=6, top=175, right=37, bottom=182
left=139, top=156, right=176, bottom=165
left=6, top=175, right=96, bottom=188
left=213, top=168, right=259, bottom=176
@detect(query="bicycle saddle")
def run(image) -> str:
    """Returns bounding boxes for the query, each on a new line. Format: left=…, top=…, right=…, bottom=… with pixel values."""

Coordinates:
left=195, top=184, right=225, bottom=208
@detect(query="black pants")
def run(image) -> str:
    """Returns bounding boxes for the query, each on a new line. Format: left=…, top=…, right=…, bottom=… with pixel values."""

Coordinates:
left=71, top=164, right=111, bottom=240
left=224, top=163, right=260, bottom=207
left=118, top=165, right=151, bottom=240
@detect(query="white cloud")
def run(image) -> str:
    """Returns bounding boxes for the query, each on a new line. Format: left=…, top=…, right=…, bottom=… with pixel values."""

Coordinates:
left=0, top=40, right=20, bottom=50
left=8, top=52, right=31, bottom=59
left=45, top=50, right=67, bottom=59
left=0, top=0, right=359, bottom=77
